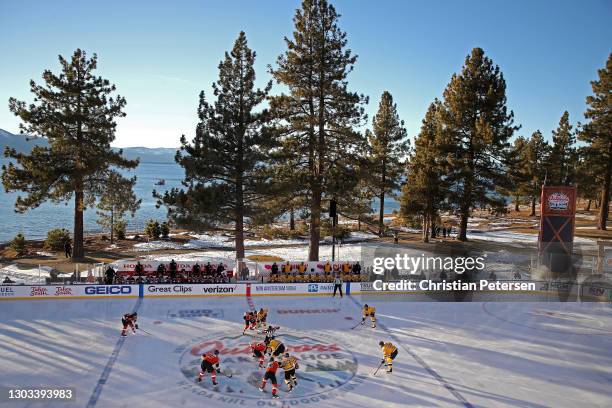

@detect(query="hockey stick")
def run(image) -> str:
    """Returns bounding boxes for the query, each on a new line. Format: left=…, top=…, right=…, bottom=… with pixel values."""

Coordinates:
left=372, top=361, right=385, bottom=376
left=138, top=328, right=152, bottom=335
left=219, top=370, right=233, bottom=379
left=350, top=321, right=363, bottom=330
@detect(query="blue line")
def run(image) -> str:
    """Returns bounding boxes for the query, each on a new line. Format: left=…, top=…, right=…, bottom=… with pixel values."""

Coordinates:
left=347, top=296, right=473, bottom=408
left=86, top=297, right=143, bottom=408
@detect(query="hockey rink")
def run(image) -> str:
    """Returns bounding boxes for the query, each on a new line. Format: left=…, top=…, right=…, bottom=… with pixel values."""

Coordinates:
left=1, top=294, right=611, bottom=408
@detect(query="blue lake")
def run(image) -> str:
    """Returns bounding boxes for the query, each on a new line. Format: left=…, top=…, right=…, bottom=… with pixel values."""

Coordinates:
left=0, top=161, right=399, bottom=242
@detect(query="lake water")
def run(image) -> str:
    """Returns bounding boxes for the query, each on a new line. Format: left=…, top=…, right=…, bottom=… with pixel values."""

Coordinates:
left=0, top=161, right=399, bottom=242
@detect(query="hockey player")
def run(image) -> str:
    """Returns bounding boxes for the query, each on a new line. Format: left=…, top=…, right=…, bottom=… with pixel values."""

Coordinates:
left=265, top=337, right=286, bottom=359
left=261, top=324, right=280, bottom=339
left=280, top=352, right=299, bottom=392
left=250, top=341, right=267, bottom=368
left=256, top=308, right=268, bottom=328
left=196, top=350, right=220, bottom=385
left=243, top=311, right=257, bottom=334
left=361, top=304, right=376, bottom=328
left=379, top=341, right=398, bottom=373
left=260, top=357, right=280, bottom=399
left=121, top=312, right=138, bottom=337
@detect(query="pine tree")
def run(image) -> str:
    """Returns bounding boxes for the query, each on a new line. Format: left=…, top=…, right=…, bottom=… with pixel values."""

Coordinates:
left=524, top=131, right=551, bottom=216
left=503, top=136, right=529, bottom=212
left=579, top=53, right=612, bottom=230
left=400, top=99, right=446, bottom=242
left=367, top=91, right=409, bottom=236
left=2, top=49, right=136, bottom=258
left=547, top=111, right=577, bottom=185
left=438, top=48, right=518, bottom=241
left=156, top=32, right=273, bottom=261
left=96, top=171, right=141, bottom=244
left=269, top=0, right=367, bottom=260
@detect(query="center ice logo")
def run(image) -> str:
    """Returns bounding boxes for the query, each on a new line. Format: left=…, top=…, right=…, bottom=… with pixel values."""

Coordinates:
left=177, top=330, right=358, bottom=403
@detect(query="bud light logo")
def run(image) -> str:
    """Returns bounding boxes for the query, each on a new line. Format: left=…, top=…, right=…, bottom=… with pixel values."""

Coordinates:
left=308, top=283, right=319, bottom=293
left=85, top=286, right=132, bottom=295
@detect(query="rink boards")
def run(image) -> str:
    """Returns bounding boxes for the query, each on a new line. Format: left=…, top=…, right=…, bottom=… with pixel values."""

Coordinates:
left=0, top=280, right=610, bottom=301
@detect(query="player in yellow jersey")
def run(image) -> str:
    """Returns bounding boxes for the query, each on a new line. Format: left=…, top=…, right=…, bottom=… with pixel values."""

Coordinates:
left=280, top=352, right=299, bottom=391
left=266, top=337, right=286, bottom=358
left=379, top=341, right=398, bottom=373
left=256, top=308, right=268, bottom=328
left=361, top=304, right=376, bottom=328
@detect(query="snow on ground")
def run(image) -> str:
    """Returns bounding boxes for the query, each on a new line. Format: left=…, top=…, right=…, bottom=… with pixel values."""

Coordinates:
left=0, top=264, right=55, bottom=284
left=1, top=295, right=610, bottom=407
left=467, top=230, right=596, bottom=248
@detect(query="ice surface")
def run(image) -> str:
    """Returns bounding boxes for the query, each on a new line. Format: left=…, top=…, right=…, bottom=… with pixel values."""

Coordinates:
left=0, top=294, right=610, bottom=407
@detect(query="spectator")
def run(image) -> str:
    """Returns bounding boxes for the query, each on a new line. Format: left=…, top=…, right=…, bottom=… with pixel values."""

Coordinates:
left=134, top=261, right=144, bottom=277
left=283, top=261, right=291, bottom=274
left=157, top=263, right=166, bottom=278
left=205, top=262, right=213, bottom=276
left=192, top=262, right=201, bottom=277
left=64, top=240, right=72, bottom=258
left=442, top=227, right=447, bottom=238
left=323, top=261, right=331, bottom=274
left=271, top=262, right=279, bottom=275
left=352, top=262, right=361, bottom=275
left=216, top=263, right=225, bottom=275
left=394, top=231, right=399, bottom=244
left=104, top=266, right=115, bottom=284
left=169, top=259, right=177, bottom=276
left=298, top=262, right=306, bottom=274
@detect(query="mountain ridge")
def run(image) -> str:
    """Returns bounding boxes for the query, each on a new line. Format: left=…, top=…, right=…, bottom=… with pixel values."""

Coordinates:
left=0, top=128, right=178, bottom=164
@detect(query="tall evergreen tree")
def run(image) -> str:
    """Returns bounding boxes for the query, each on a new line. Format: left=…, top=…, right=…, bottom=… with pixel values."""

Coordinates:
left=269, top=0, right=367, bottom=260
left=547, top=111, right=577, bottom=185
left=400, top=99, right=446, bottom=242
left=367, top=91, right=409, bottom=236
left=96, top=171, right=141, bottom=244
left=2, top=49, right=136, bottom=258
left=523, top=130, right=551, bottom=216
left=579, top=53, right=611, bottom=230
left=156, top=32, right=273, bottom=261
left=502, top=136, right=529, bottom=212
left=438, top=48, right=518, bottom=241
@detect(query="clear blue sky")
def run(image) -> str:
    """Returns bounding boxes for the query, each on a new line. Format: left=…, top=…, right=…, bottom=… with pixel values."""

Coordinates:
left=0, top=0, right=610, bottom=147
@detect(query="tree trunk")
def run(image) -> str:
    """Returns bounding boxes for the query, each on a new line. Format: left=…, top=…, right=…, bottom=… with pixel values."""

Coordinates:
left=358, top=218, right=361, bottom=231
left=110, top=208, right=114, bottom=244
left=585, top=199, right=592, bottom=212
left=309, top=185, right=321, bottom=261
left=73, top=189, right=84, bottom=259
left=514, top=197, right=520, bottom=212
left=530, top=196, right=536, bottom=217
left=378, top=160, right=386, bottom=237
left=423, top=213, right=429, bottom=243
left=378, top=191, right=385, bottom=237
left=289, top=207, right=295, bottom=231
left=430, top=217, right=436, bottom=238
left=597, top=141, right=612, bottom=230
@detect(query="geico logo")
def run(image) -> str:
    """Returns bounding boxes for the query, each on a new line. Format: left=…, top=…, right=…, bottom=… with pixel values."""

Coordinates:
left=201, top=286, right=235, bottom=293
left=85, top=286, right=131, bottom=295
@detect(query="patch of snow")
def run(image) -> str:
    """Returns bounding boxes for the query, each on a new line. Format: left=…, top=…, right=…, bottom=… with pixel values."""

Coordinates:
left=133, top=241, right=183, bottom=251
left=35, top=251, right=55, bottom=257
